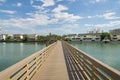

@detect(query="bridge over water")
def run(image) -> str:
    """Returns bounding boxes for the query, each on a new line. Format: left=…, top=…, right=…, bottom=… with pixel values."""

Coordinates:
left=0, top=41, right=120, bottom=80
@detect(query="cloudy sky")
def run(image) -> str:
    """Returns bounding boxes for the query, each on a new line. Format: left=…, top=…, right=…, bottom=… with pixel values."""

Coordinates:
left=0, top=0, right=120, bottom=35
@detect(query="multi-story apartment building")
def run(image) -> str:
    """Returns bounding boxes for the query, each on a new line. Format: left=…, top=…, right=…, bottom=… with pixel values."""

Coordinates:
left=65, top=33, right=101, bottom=42
left=0, top=34, right=6, bottom=41
left=27, top=34, right=38, bottom=41
left=109, top=29, right=120, bottom=41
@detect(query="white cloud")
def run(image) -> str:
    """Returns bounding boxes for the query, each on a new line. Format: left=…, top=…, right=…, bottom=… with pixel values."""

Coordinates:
left=102, top=12, right=120, bottom=19
left=94, top=12, right=120, bottom=19
left=87, top=12, right=120, bottom=20
left=57, top=23, right=81, bottom=34
left=85, top=21, right=120, bottom=28
left=17, top=2, right=22, bottom=7
left=94, top=21, right=120, bottom=28
left=54, top=12, right=82, bottom=22
left=32, top=5, right=44, bottom=10
left=0, top=0, right=6, bottom=2
left=52, top=5, right=82, bottom=22
left=85, top=24, right=94, bottom=27
left=41, top=0, right=55, bottom=7
left=87, top=16, right=93, bottom=19
left=0, top=12, right=59, bottom=31
left=0, top=0, right=6, bottom=6
left=90, top=0, right=107, bottom=3
left=31, top=0, right=55, bottom=10
left=0, top=9, right=16, bottom=14
left=57, top=0, right=63, bottom=2
left=68, top=0, right=76, bottom=2
left=0, top=3, right=81, bottom=31
left=12, top=2, right=22, bottom=7
left=0, top=10, right=82, bottom=34
left=52, top=5, right=68, bottom=13
left=30, top=0, right=34, bottom=4
left=28, top=13, right=58, bottom=26
left=38, top=23, right=80, bottom=35
left=96, top=0, right=100, bottom=2
left=0, top=2, right=83, bottom=34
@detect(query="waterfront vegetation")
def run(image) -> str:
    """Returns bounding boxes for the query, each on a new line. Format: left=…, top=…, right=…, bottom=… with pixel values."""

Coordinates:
left=0, top=34, right=63, bottom=42
left=1, top=32, right=120, bottom=43
left=100, top=32, right=111, bottom=40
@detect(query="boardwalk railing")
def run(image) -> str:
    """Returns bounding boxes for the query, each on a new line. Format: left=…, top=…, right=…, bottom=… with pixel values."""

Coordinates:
left=62, top=41, right=120, bottom=80
left=0, top=42, right=56, bottom=80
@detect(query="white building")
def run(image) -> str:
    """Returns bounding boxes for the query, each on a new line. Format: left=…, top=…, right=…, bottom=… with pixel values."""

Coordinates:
left=13, top=34, right=24, bottom=41
left=109, top=29, right=120, bottom=41
left=27, top=34, right=38, bottom=41
left=65, top=33, right=101, bottom=42
left=65, top=34, right=81, bottom=41
left=78, top=33, right=101, bottom=41
left=0, top=34, right=6, bottom=41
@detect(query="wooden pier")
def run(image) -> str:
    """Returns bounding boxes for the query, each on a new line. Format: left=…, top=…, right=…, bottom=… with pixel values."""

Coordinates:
left=0, top=41, right=120, bottom=80
left=33, top=41, right=69, bottom=80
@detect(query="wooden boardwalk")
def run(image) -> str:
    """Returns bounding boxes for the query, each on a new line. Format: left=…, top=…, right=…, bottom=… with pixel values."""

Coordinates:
left=33, top=41, right=120, bottom=80
left=0, top=41, right=120, bottom=80
left=33, top=41, right=69, bottom=80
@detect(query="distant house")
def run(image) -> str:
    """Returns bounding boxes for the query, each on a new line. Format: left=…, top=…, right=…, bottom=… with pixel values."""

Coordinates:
left=78, top=34, right=93, bottom=41
left=13, top=34, right=23, bottom=41
left=27, top=34, right=38, bottom=41
left=65, top=33, right=101, bottom=42
left=65, top=34, right=80, bottom=41
left=7, top=34, right=14, bottom=41
left=78, top=33, right=101, bottom=41
left=66, top=34, right=77, bottom=37
left=109, top=29, right=120, bottom=41
left=0, top=34, right=6, bottom=41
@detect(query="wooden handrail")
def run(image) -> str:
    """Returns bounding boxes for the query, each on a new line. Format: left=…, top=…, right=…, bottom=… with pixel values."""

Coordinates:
left=62, top=41, right=120, bottom=80
left=0, top=42, right=57, bottom=80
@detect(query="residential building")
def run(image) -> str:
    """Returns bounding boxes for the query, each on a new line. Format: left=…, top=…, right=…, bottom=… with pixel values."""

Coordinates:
left=109, top=29, right=120, bottom=41
left=13, top=34, right=24, bottom=41
left=27, top=34, right=38, bottom=41
left=0, top=34, right=6, bottom=41
left=78, top=33, right=101, bottom=41
left=65, top=33, right=101, bottom=42
left=6, top=34, right=14, bottom=41
left=65, top=34, right=81, bottom=41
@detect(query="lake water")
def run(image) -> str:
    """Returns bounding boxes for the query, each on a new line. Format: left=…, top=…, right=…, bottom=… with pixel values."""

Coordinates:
left=69, top=42, right=120, bottom=71
left=0, top=42, right=45, bottom=72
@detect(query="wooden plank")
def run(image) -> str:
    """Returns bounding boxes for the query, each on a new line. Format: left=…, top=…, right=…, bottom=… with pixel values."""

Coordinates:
left=32, top=41, right=69, bottom=80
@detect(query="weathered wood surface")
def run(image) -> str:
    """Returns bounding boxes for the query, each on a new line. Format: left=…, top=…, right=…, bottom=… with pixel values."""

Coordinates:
left=33, top=41, right=69, bottom=80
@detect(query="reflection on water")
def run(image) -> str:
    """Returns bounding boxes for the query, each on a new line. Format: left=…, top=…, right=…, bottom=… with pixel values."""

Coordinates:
left=0, top=42, right=45, bottom=71
left=69, top=42, right=120, bottom=71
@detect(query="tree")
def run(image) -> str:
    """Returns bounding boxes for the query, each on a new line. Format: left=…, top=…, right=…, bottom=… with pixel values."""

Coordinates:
left=100, top=32, right=111, bottom=41
left=36, top=35, right=46, bottom=42
left=5, top=36, right=11, bottom=41
left=22, top=36, right=28, bottom=42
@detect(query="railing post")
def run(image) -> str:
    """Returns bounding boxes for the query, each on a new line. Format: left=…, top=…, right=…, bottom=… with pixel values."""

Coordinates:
left=0, top=42, right=57, bottom=80
left=26, top=64, right=30, bottom=80
left=91, top=64, right=96, bottom=80
left=62, top=41, right=120, bottom=80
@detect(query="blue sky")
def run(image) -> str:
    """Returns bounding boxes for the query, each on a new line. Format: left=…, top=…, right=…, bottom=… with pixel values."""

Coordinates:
left=0, top=0, right=120, bottom=35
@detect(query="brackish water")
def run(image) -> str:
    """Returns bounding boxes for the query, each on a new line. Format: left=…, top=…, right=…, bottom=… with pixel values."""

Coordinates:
left=0, top=42, right=45, bottom=72
left=69, top=42, right=120, bottom=71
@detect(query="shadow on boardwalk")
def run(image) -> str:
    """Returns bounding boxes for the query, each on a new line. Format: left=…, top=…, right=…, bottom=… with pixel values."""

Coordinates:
left=62, top=42, right=87, bottom=80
